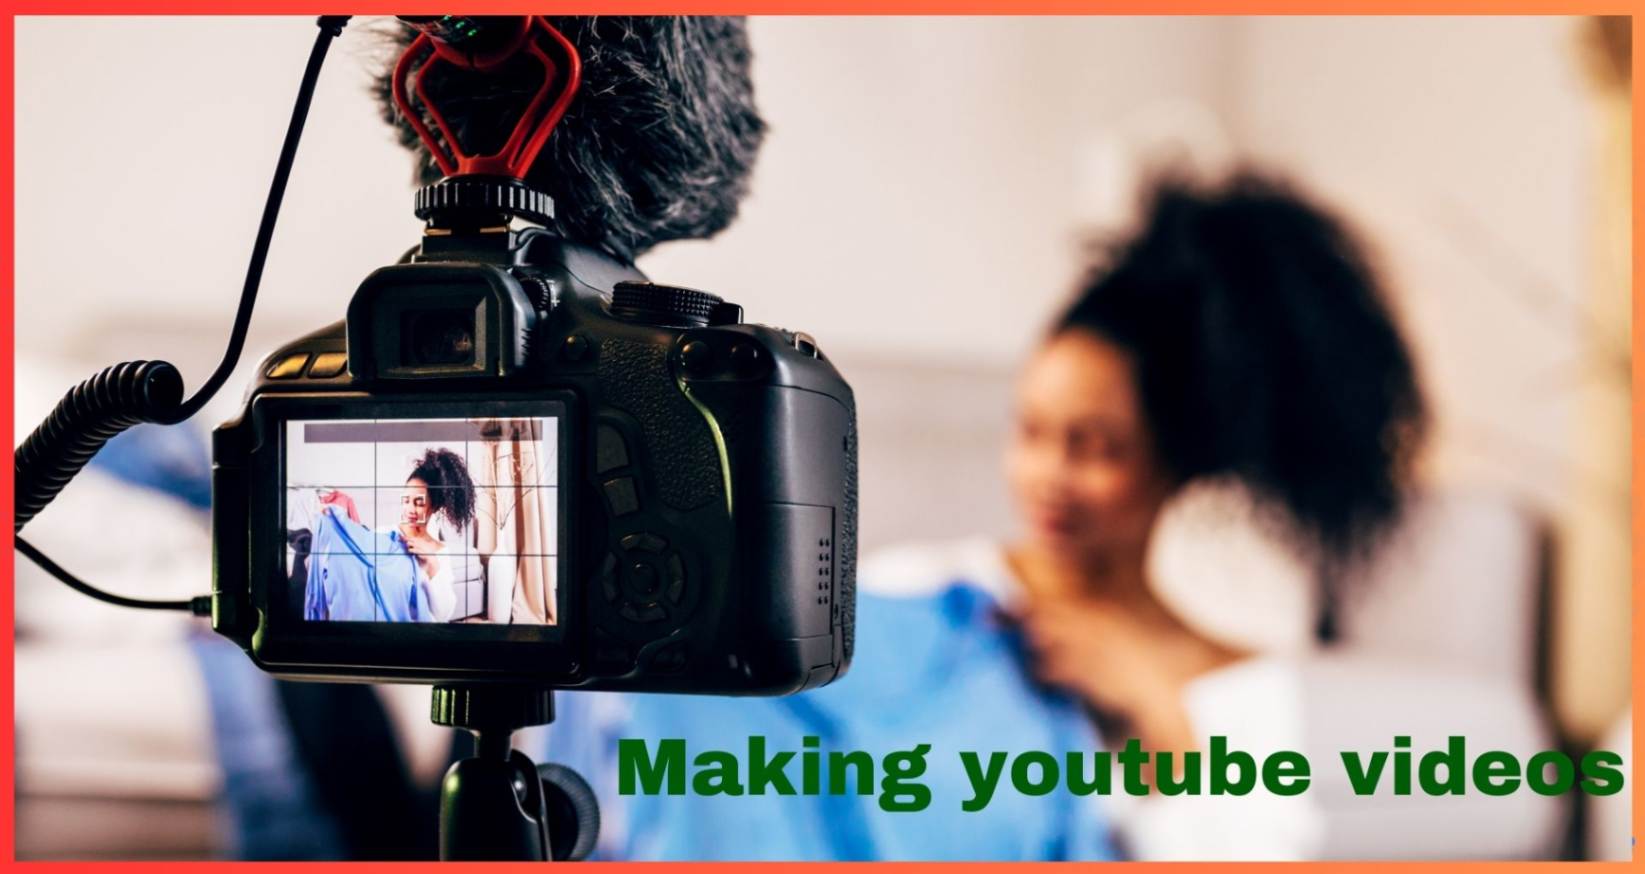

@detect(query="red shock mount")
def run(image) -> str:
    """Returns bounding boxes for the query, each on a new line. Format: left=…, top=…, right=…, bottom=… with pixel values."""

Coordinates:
left=391, top=16, right=582, bottom=182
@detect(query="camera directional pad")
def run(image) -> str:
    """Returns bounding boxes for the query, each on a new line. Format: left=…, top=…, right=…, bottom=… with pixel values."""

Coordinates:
left=601, top=531, right=690, bottom=626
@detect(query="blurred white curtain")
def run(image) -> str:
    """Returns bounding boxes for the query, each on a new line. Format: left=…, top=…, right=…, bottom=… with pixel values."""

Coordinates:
left=473, top=419, right=554, bottom=624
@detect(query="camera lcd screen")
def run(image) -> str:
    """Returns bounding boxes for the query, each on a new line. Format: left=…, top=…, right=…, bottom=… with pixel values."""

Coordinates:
left=285, top=416, right=560, bottom=626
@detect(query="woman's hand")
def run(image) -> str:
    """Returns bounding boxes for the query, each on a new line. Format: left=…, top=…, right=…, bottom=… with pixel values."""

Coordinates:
left=1013, top=598, right=1245, bottom=750
left=402, top=533, right=445, bottom=582
left=402, top=536, right=445, bottom=557
left=319, top=489, right=361, bottom=524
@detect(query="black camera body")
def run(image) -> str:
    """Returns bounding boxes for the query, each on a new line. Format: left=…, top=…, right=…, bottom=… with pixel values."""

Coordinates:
left=211, top=182, right=856, bottom=695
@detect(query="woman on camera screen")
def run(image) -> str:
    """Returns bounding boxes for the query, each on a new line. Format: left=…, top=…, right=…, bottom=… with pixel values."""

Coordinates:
left=304, top=448, right=475, bottom=623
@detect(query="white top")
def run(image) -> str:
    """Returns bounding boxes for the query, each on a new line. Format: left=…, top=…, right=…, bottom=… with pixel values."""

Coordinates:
left=419, top=542, right=457, bottom=623
left=858, top=481, right=1567, bottom=860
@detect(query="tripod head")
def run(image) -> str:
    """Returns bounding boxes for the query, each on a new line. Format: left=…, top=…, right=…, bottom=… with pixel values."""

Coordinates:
left=433, top=685, right=599, bottom=861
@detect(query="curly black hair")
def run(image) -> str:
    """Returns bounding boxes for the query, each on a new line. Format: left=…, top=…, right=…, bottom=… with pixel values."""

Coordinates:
left=409, top=448, right=476, bottom=531
left=372, top=16, right=767, bottom=260
left=1058, top=171, right=1427, bottom=570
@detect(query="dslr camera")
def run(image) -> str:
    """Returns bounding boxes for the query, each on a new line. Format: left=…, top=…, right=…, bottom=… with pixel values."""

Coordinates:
left=209, top=16, right=856, bottom=695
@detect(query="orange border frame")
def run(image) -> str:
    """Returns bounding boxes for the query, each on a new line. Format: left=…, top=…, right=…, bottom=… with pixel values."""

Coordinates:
left=1, top=7, right=1638, bottom=871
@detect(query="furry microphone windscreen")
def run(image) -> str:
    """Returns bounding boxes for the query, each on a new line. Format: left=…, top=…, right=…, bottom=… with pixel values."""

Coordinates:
left=374, top=16, right=768, bottom=260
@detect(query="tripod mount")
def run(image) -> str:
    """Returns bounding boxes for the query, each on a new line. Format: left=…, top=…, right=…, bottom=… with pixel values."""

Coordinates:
left=432, top=684, right=599, bottom=861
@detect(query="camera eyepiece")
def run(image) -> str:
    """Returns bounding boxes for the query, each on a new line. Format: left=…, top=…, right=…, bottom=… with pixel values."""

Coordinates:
left=403, top=309, right=478, bottom=366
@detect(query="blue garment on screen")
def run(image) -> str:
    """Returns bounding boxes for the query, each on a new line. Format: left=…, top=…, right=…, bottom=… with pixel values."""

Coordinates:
left=304, top=508, right=431, bottom=622
left=539, top=585, right=1117, bottom=861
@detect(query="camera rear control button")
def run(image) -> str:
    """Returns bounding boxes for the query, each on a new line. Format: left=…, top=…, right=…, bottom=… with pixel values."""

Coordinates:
left=652, top=643, right=687, bottom=672
left=680, top=341, right=715, bottom=374
left=620, top=601, right=667, bottom=623
left=307, top=352, right=348, bottom=379
left=730, top=343, right=762, bottom=374
left=666, top=555, right=686, bottom=604
left=266, top=353, right=310, bottom=379
left=602, top=477, right=640, bottom=516
left=595, top=425, right=629, bottom=473
left=630, top=563, right=659, bottom=597
left=561, top=333, right=592, bottom=362
left=620, top=532, right=667, bottom=553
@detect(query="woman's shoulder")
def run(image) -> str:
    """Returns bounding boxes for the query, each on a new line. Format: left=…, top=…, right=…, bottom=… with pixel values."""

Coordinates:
left=1146, top=477, right=1317, bottom=655
left=857, top=536, right=1016, bottom=604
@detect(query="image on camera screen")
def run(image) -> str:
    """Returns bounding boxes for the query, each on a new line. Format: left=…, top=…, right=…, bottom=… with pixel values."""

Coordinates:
left=285, top=416, right=559, bottom=626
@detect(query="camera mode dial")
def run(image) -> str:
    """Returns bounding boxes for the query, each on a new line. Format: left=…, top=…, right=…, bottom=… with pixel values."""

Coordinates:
left=610, top=282, right=722, bottom=328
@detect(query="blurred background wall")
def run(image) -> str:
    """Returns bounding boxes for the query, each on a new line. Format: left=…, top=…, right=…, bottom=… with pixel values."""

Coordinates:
left=14, top=16, right=1630, bottom=853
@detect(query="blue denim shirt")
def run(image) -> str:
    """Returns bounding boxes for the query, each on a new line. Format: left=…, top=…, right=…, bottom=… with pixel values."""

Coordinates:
left=304, top=508, right=431, bottom=623
left=537, top=585, right=1117, bottom=861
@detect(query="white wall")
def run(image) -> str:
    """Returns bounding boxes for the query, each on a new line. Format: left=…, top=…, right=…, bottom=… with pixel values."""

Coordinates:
left=15, top=16, right=422, bottom=428
left=13, top=17, right=1234, bottom=373
left=1224, top=16, right=1596, bottom=517
left=15, top=19, right=419, bottom=328
left=644, top=17, right=1232, bottom=365
left=13, top=15, right=1236, bottom=553
left=14, top=15, right=1606, bottom=554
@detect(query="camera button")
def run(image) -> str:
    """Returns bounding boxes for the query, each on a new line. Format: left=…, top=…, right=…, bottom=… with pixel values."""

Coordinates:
left=680, top=340, right=715, bottom=374
left=601, top=477, right=640, bottom=516
left=730, top=343, right=762, bottom=374
left=791, top=332, right=820, bottom=358
left=595, top=425, right=629, bottom=473
left=266, top=353, right=310, bottom=379
left=651, top=643, right=687, bottom=673
left=620, top=532, right=667, bottom=553
left=307, top=351, right=348, bottom=379
left=630, top=563, right=660, bottom=597
left=561, top=333, right=592, bottom=362
left=620, top=601, right=666, bottom=623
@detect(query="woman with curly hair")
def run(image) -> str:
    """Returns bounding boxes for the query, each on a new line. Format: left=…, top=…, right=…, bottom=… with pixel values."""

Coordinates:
left=544, top=171, right=1559, bottom=860
left=309, top=448, right=476, bottom=623
left=1000, top=170, right=1428, bottom=752
left=395, top=448, right=476, bottom=618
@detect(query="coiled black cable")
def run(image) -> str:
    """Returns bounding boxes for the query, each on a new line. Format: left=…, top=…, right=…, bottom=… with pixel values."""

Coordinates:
left=13, top=361, right=183, bottom=533
left=12, top=16, right=350, bottom=609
